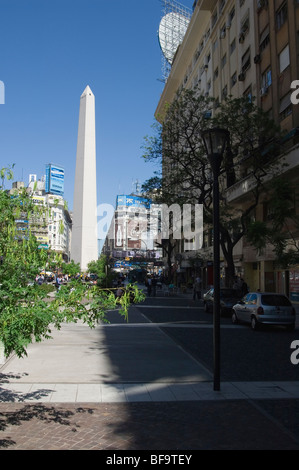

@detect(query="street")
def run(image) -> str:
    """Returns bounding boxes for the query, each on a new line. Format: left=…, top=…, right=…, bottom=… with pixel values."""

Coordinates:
left=1, top=290, right=299, bottom=450
left=135, top=294, right=299, bottom=383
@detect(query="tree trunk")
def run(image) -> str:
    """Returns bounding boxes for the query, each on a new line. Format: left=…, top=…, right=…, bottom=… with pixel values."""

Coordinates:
left=220, top=237, right=236, bottom=287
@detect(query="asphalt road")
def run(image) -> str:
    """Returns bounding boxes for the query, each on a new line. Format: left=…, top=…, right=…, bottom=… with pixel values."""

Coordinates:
left=1, top=292, right=299, bottom=450
left=136, top=296, right=299, bottom=383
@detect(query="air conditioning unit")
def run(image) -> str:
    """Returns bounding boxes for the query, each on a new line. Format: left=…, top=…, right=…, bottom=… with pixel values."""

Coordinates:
left=238, top=72, right=245, bottom=82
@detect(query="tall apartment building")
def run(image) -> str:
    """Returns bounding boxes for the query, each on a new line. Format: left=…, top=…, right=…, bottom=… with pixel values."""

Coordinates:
left=10, top=175, right=72, bottom=262
left=156, top=0, right=299, bottom=299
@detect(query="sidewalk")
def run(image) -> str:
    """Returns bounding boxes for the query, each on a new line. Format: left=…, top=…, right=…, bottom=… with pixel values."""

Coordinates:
left=1, top=299, right=299, bottom=450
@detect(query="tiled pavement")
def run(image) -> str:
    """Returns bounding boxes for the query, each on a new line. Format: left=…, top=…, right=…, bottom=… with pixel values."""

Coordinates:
left=1, top=296, right=299, bottom=450
left=0, top=399, right=299, bottom=450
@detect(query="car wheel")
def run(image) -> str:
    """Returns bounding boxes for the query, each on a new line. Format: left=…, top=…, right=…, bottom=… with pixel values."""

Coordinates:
left=232, top=311, right=239, bottom=325
left=251, top=316, right=259, bottom=330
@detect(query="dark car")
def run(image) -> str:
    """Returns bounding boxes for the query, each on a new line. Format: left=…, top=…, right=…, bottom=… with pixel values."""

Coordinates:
left=232, top=292, right=296, bottom=330
left=203, top=287, right=243, bottom=316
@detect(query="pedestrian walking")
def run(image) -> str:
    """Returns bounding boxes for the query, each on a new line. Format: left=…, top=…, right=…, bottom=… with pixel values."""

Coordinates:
left=55, top=275, right=62, bottom=291
left=146, top=277, right=152, bottom=296
left=240, top=278, right=249, bottom=296
left=193, top=277, right=201, bottom=300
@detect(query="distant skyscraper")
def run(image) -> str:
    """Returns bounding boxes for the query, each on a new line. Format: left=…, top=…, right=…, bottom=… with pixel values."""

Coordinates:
left=71, top=86, right=98, bottom=270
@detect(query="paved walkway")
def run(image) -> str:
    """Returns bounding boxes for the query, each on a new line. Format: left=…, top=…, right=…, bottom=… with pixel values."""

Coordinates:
left=1, top=321, right=299, bottom=403
left=1, top=297, right=299, bottom=450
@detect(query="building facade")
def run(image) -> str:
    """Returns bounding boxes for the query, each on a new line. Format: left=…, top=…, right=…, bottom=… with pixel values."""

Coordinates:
left=156, top=0, right=299, bottom=299
left=102, top=195, right=163, bottom=275
left=10, top=174, right=72, bottom=262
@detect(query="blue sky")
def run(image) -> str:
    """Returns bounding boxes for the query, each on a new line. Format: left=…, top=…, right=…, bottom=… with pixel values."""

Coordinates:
left=0, top=0, right=193, bottom=212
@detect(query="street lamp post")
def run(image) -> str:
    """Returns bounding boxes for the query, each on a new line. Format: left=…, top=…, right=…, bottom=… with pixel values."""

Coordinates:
left=201, top=128, right=230, bottom=391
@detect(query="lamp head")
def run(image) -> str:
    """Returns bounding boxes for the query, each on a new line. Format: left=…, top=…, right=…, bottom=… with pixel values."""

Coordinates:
left=201, top=128, right=230, bottom=176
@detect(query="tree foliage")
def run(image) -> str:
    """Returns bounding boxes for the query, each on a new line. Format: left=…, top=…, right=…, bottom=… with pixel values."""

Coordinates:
left=87, top=254, right=115, bottom=287
left=246, top=178, right=299, bottom=267
left=0, top=172, right=145, bottom=358
left=141, top=89, right=286, bottom=284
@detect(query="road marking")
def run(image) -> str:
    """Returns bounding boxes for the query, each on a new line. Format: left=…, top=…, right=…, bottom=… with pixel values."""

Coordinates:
left=101, top=322, right=243, bottom=328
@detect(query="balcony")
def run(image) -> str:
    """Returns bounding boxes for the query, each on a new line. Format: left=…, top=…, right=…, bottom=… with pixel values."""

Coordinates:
left=225, top=174, right=257, bottom=203
left=243, top=244, right=275, bottom=263
left=198, top=0, right=218, bottom=12
left=226, top=143, right=299, bottom=203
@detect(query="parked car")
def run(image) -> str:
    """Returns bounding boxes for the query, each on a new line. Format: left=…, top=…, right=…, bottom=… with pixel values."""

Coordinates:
left=203, top=287, right=243, bottom=316
left=232, top=292, right=296, bottom=331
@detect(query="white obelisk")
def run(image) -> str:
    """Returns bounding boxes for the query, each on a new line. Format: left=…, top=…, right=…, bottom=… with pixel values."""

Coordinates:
left=71, top=86, right=98, bottom=271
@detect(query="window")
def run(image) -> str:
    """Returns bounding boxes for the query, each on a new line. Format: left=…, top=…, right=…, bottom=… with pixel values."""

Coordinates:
left=243, top=293, right=252, bottom=304
left=219, top=0, right=225, bottom=13
left=220, top=24, right=226, bottom=39
left=261, top=68, right=272, bottom=88
left=211, top=11, right=218, bottom=29
left=221, top=53, right=227, bottom=68
left=241, top=48, right=251, bottom=73
left=276, top=2, right=288, bottom=30
left=229, top=7, right=235, bottom=23
left=260, top=26, right=270, bottom=52
left=261, top=294, right=291, bottom=306
left=222, top=85, right=228, bottom=99
left=248, top=294, right=257, bottom=305
left=279, top=93, right=292, bottom=121
left=241, top=15, right=250, bottom=36
left=279, top=44, right=290, bottom=73
left=257, top=0, right=268, bottom=12
left=231, top=72, right=237, bottom=87
left=214, top=67, right=219, bottom=80
left=244, top=86, right=252, bottom=102
left=230, top=39, right=236, bottom=54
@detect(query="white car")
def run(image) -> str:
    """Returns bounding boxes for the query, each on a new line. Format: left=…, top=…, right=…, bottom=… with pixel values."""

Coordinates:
left=232, top=292, right=296, bottom=331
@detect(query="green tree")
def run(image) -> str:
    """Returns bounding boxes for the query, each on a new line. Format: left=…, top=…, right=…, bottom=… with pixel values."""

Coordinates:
left=87, top=254, right=113, bottom=287
left=142, top=90, right=284, bottom=285
left=246, top=178, right=299, bottom=268
left=0, top=171, right=145, bottom=359
left=61, top=260, right=81, bottom=278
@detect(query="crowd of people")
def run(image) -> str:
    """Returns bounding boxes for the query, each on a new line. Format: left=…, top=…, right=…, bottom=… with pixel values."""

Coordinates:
left=35, top=268, right=249, bottom=300
left=142, top=274, right=249, bottom=300
left=35, top=272, right=70, bottom=291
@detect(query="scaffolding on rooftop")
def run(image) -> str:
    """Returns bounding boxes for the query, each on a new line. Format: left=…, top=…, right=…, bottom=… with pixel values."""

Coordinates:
left=158, top=0, right=192, bottom=82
